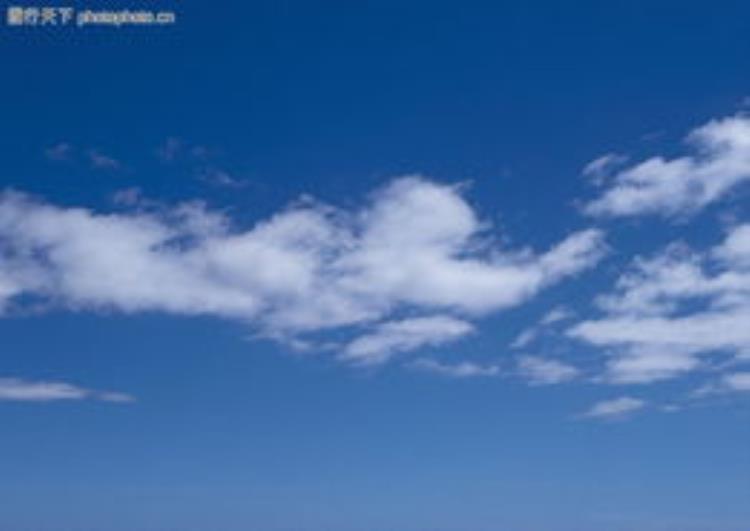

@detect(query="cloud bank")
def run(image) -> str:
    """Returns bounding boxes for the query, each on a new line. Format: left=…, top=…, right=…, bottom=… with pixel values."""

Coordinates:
left=0, top=177, right=605, bottom=365
left=13, top=113, right=750, bottom=417
left=569, top=223, right=750, bottom=385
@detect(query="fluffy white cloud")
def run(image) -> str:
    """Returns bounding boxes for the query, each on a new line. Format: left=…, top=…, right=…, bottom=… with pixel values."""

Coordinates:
left=0, top=177, right=605, bottom=364
left=601, top=346, right=702, bottom=384
left=581, top=396, right=646, bottom=419
left=0, top=377, right=133, bottom=402
left=714, top=223, right=750, bottom=268
left=517, top=355, right=579, bottom=385
left=584, top=115, right=750, bottom=217
left=569, top=223, right=750, bottom=384
left=409, top=358, right=500, bottom=378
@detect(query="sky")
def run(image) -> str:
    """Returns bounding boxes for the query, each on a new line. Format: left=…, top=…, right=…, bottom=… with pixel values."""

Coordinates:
left=2, top=1, right=750, bottom=530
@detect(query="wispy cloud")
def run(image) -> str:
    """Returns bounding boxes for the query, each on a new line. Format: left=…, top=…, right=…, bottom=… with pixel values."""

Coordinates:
left=156, top=137, right=182, bottom=162
left=584, top=115, right=750, bottom=218
left=539, top=306, right=574, bottom=325
left=0, top=377, right=134, bottom=403
left=517, top=356, right=579, bottom=385
left=410, top=358, right=500, bottom=378
left=156, top=137, right=249, bottom=189
left=198, top=167, right=246, bottom=188
left=582, top=153, right=627, bottom=185
left=694, top=372, right=750, bottom=396
left=155, top=137, right=213, bottom=163
left=722, top=372, right=750, bottom=391
left=88, top=150, right=121, bottom=170
left=44, top=142, right=73, bottom=161
left=581, top=396, right=646, bottom=420
left=43, top=143, right=121, bottom=171
left=510, top=328, right=537, bottom=349
left=341, top=316, right=474, bottom=365
left=510, top=306, right=573, bottom=349
left=112, top=187, right=144, bottom=207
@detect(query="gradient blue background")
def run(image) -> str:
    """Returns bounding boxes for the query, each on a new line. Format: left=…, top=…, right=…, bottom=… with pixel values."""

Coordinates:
left=1, top=2, right=749, bottom=530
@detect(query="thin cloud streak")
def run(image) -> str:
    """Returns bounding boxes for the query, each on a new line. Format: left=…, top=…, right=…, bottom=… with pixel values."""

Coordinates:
left=0, top=377, right=134, bottom=403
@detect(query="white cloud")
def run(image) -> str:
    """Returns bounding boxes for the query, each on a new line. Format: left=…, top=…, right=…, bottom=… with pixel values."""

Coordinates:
left=540, top=306, right=574, bottom=325
left=510, top=327, right=537, bottom=349
left=410, top=358, right=500, bottom=378
left=696, top=372, right=750, bottom=396
left=517, top=355, right=579, bottom=385
left=537, top=228, right=607, bottom=281
left=199, top=168, right=246, bottom=188
left=0, top=178, right=605, bottom=364
left=581, top=396, right=646, bottom=419
left=582, top=153, right=627, bottom=185
left=341, top=316, right=474, bottom=365
left=584, top=115, right=750, bottom=217
left=569, top=223, right=750, bottom=384
left=721, top=372, right=750, bottom=391
left=714, top=223, right=750, bottom=268
left=509, top=306, right=573, bottom=349
left=601, top=346, right=702, bottom=384
left=96, top=391, right=136, bottom=403
left=0, top=377, right=134, bottom=402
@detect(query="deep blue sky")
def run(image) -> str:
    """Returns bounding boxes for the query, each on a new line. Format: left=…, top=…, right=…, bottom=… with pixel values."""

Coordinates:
left=2, top=2, right=750, bottom=531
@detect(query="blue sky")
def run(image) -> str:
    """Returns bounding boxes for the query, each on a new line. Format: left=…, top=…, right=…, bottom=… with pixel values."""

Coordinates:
left=2, top=2, right=750, bottom=530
